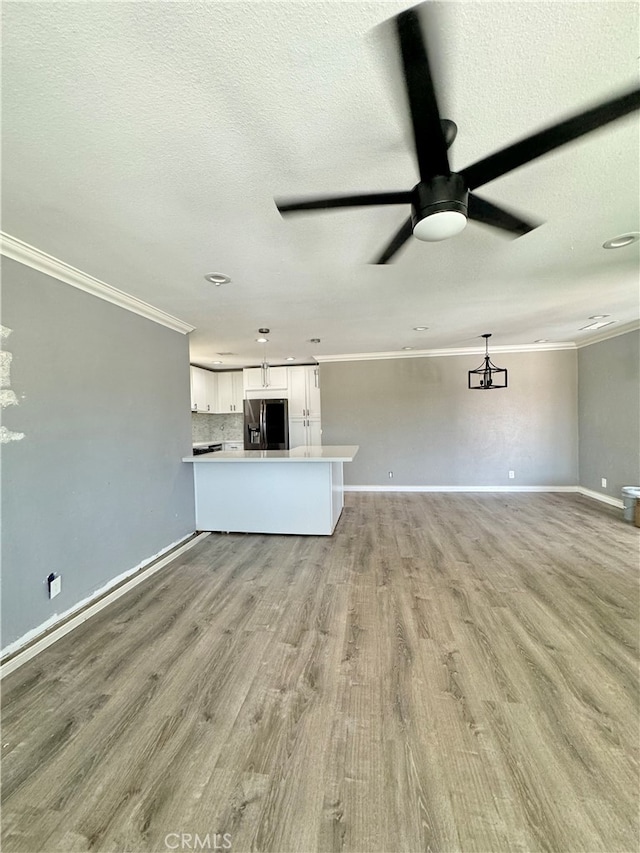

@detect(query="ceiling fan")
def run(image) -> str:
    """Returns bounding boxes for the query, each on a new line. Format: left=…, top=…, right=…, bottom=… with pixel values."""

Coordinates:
left=276, top=2, right=640, bottom=264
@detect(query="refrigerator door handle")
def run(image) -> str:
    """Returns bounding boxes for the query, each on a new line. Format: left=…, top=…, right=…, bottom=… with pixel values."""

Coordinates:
left=259, top=400, right=265, bottom=446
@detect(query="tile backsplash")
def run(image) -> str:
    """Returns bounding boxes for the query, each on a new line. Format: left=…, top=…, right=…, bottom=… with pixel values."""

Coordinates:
left=192, top=412, right=244, bottom=443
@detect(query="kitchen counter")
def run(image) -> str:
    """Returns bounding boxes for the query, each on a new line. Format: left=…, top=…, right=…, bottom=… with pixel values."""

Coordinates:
left=183, top=445, right=358, bottom=463
left=184, top=445, right=359, bottom=535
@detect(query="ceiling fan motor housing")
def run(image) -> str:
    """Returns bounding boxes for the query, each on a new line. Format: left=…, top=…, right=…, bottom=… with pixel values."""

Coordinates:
left=411, top=174, right=468, bottom=227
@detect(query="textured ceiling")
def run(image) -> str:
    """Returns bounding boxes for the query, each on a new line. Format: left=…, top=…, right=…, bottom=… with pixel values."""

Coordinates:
left=2, top=1, right=639, bottom=366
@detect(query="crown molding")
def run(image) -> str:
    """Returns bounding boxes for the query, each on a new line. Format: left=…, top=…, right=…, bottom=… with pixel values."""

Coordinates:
left=0, top=232, right=195, bottom=335
left=575, top=320, right=640, bottom=348
left=315, top=341, right=576, bottom=363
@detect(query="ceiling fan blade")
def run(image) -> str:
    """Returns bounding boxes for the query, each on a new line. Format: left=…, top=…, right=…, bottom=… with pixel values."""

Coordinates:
left=396, top=6, right=450, bottom=180
left=277, top=191, right=412, bottom=214
left=468, top=193, right=541, bottom=237
left=460, top=87, right=640, bottom=190
left=372, top=217, right=413, bottom=264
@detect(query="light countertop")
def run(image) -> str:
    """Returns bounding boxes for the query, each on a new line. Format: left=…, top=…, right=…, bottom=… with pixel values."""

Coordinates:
left=183, top=445, right=359, bottom=463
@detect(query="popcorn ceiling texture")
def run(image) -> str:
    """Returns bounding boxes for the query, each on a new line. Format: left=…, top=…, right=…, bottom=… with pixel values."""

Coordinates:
left=1, top=1, right=638, bottom=366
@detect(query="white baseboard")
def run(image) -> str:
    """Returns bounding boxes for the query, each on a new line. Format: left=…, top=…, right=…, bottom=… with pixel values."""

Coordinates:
left=0, top=532, right=209, bottom=678
left=345, top=484, right=626, bottom=510
left=345, top=485, right=578, bottom=493
left=575, top=486, right=624, bottom=509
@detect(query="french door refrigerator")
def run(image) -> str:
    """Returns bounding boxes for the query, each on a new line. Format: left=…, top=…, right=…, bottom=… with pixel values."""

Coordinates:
left=243, top=399, right=289, bottom=450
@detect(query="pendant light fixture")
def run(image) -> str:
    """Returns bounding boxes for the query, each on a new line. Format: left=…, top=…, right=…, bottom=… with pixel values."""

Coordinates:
left=468, top=334, right=507, bottom=390
left=257, top=328, right=270, bottom=387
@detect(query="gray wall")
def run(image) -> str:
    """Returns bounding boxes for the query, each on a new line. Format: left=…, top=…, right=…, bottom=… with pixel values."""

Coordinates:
left=1, top=259, right=195, bottom=651
left=578, top=330, right=640, bottom=498
left=320, top=350, right=578, bottom=487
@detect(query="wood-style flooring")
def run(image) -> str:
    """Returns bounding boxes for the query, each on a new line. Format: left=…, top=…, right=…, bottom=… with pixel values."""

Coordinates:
left=2, top=493, right=639, bottom=853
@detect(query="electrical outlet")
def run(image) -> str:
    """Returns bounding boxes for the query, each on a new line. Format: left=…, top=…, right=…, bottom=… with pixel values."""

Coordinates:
left=508, top=470, right=515, bottom=479
left=388, top=471, right=393, bottom=479
left=47, top=573, right=61, bottom=599
left=601, top=477, right=607, bottom=488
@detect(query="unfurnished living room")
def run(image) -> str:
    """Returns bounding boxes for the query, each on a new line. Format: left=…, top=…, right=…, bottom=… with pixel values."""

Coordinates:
left=1, top=2, right=639, bottom=852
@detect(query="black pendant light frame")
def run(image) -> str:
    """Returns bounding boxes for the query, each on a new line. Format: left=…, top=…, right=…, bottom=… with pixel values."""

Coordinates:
left=468, top=334, right=507, bottom=390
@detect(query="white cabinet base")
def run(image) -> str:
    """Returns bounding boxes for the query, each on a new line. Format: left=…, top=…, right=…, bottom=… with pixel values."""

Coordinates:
left=192, top=460, right=345, bottom=535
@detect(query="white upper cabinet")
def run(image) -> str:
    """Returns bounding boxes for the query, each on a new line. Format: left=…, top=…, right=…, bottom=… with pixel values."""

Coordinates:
left=243, top=365, right=288, bottom=392
left=190, top=366, right=217, bottom=413
left=215, top=371, right=243, bottom=413
left=287, top=365, right=321, bottom=420
left=287, top=365, right=321, bottom=447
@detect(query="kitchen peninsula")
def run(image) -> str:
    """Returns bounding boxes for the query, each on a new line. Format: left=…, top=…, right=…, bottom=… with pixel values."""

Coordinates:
left=183, top=446, right=359, bottom=535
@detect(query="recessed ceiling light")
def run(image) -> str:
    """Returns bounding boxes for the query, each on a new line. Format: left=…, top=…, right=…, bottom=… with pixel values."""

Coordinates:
left=579, top=320, right=615, bottom=331
left=212, top=360, right=223, bottom=365
left=602, top=233, right=639, bottom=249
left=256, top=337, right=269, bottom=343
left=535, top=339, right=548, bottom=343
left=204, top=273, right=231, bottom=285
left=309, top=338, right=321, bottom=344
left=402, top=346, right=414, bottom=350
left=413, top=326, right=429, bottom=331
left=285, top=356, right=296, bottom=361
left=588, top=314, right=610, bottom=320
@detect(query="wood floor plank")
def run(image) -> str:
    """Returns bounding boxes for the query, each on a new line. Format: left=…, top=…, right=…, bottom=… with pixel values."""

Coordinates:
left=2, top=493, right=638, bottom=853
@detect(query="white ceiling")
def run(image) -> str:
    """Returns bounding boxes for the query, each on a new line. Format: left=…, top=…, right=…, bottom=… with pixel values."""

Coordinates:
left=2, top=1, right=639, bottom=367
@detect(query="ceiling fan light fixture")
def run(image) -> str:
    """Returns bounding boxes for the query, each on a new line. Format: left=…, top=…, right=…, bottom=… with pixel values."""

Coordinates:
left=413, top=209, right=467, bottom=242
left=411, top=174, right=468, bottom=242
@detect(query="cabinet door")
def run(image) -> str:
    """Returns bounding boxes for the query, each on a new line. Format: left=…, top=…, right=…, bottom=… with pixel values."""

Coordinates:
left=288, top=419, right=307, bottom=450
left=287, top=366, right=307, bottom=418
left=190, top=366, right=197, bottom=411
left=216, top=371, right=243, bottom=412
left=306, top=366, right=321, bottom=420
left=191, top=366, right=208, bottom=412
left=243, top=368, right=264, bottom=391
left=230, top=371, right=244, bottom=411
left=244, top=365, right=288, bottom=391
left=203, top=370, right=218, bottom=414
left=215, top=372, right=232, bottom=413
left=266, top=366, right=288, bottom=389
left=307, top=418, right=322, bottom=446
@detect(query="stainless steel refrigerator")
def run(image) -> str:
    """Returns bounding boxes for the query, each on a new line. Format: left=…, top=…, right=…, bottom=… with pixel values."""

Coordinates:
left=244, top=399, right=289, bottom=450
